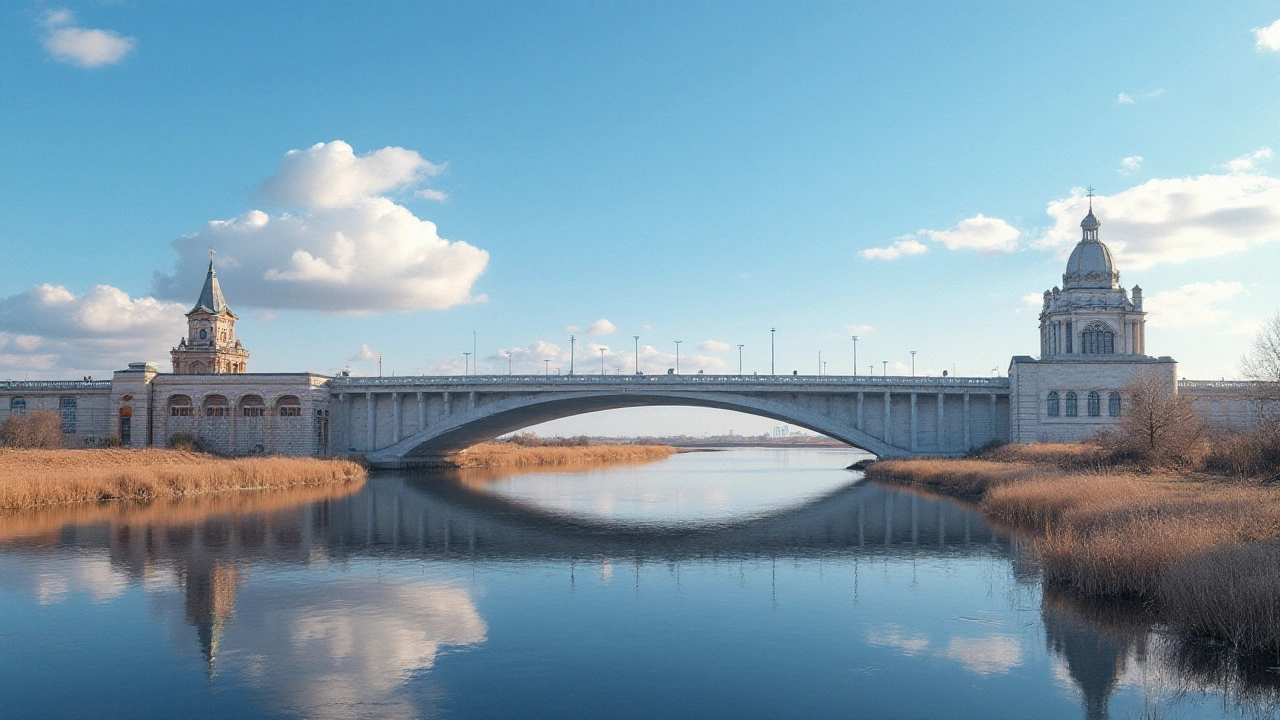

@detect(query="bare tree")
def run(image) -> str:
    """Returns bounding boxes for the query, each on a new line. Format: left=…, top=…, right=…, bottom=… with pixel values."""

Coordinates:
left=1110, top=368, right=1203, bottom=466
left=1242, top=312, right=1280, bottom=384
left=0, top=410, right=64, bottom=449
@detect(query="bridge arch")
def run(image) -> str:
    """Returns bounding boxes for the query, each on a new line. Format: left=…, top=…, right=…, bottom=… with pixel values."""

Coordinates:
left=367, top=388, right=903, bottom=466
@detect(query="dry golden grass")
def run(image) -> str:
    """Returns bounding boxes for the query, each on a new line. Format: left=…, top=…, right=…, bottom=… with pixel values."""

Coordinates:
left=866, top=445, right=1280, bottom=653
left=447, top=442, right=676, bottom=468
left=0, top=448, right=366, bottom=510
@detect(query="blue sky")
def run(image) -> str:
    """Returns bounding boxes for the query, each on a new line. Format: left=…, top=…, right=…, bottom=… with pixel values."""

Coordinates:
left=4, top=2, right=1280, bottom=434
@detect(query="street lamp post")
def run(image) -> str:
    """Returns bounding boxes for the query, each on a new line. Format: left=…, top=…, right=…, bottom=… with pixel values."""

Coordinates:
left=506, top=352, right=512, bottom=375
left=600, top=348, right=606, bottom=375
left=818, top=350, right=822, bottom=376
left=882, top=360, right=888, bottom=376
left=737, top=344, right=745, bottom=376
left=544, top=359, right=551, bottom=376
left=770, top=328, right=775, bottom=375
left=569, top=335, right=576, bottom=375
left=852, top=336, right=858, bottom=376
left=911, top=350, right=917, bottom=377
left=378, top=354, right=383, bottom=377
left=634, top=336, right=640, bottom=374
left=674, top=340, right=682, bottom=374
left=463, top=352, right=471, bottom=376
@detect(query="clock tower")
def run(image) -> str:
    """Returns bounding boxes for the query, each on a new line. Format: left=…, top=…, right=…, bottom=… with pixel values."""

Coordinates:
left=170, top=250, right=250, bottom=374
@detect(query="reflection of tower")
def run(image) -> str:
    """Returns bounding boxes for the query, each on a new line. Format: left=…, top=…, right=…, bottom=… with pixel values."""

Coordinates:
left=184, top=560, right=241, bottom=679
left=1042, top=597, right=1131, bottom=720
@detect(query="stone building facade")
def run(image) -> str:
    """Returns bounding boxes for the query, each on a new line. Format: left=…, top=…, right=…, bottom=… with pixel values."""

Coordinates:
left=0, top=208, right=1273, bottom=456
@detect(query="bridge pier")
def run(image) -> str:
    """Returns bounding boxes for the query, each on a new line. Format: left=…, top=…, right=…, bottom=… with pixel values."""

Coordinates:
left=909, top=393, right=917, bottom=452
left=417, top=392, right=426, bottom=433
left=392, top=392, right=401, bottom=444
left=937, top=392, right=944, bottom=451
left=365, top=391, right=375, bottom=450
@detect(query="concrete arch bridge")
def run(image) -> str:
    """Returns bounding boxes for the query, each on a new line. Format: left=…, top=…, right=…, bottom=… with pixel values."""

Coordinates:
left=327, top=375, right=1011, bottom=468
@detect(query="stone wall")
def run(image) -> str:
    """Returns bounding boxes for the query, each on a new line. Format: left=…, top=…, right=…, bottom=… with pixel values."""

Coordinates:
left=149, top=374, right=331, bottom=455
left=0, top=382, right=113, bottom=446
left=1008, top=355, right=1178, bottom=444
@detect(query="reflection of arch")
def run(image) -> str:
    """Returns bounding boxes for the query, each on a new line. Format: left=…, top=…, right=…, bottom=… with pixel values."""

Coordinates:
left=240, top=395, right=265, bottom=417
left=169, top=394, right=194, bottom=417
left=1080, top=322, right=1115, bottom=355
left=1087, top=391, right=1101, bottom=417
left=275, top=395, right=302, bottom=417
left=204, top=395, right=230, bottom=417
left=1047, top=391, right=1060, bottom=417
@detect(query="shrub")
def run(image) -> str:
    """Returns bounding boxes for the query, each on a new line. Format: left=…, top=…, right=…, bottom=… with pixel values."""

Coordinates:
left=0, top=410, right=64, bottom=449
left=1101, top=369, right=1204, bottom=468
left=166, top=433, right=213, bottom=453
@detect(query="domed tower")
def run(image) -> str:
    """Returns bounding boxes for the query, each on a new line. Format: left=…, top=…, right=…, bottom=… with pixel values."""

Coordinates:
left=1038, top=200, right=1146, bottom=357
left=171, top=250, right=250, bottom=374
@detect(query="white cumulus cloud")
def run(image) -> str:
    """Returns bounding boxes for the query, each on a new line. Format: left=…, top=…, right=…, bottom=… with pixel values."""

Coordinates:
left=1145, top=281, right=1245, bottom=328
left=1255, top=19, right=1280, bottom=51
left=1116, top=92, right=1135, bottom=105
left=863, top=214, right=1019, bottom=260
left=1119, top=156, right=1144, bottom=174
left=699, top=340, right=730, bottom=353
left=1227, top=146, right=1273, bottom=172
left=1033, top=169, right=1280, bottom=269
left=923, top=214, right=1020, bottom=254
left=0, top=284, right=185, bottom=376
left=860, top=237, right=928, bottom=261
left=152, top=141, right=487, bottom=315
left=41, top=9, right=135, bottom=67
left=263, top=141, right=444, bottom=210
left=585, top=318, right=616, bottom=336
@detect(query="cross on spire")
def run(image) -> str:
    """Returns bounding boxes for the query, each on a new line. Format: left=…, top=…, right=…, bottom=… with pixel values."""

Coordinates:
left=209, top=246, right=215, bottom=264
left=1086, top=186, right=1095, bottom=211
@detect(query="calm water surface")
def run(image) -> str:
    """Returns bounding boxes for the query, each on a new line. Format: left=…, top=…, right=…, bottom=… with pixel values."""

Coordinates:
left=1, top=448, right=1277, bottom=719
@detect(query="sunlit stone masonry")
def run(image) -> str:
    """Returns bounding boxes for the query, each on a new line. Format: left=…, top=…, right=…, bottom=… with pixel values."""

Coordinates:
left=0, top=207, right=1270, bottom=460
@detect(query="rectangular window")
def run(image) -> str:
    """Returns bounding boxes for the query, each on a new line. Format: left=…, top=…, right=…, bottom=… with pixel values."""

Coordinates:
left=60, top=397, right=76, bottom=434
left=170, top=407, right=193, bottom=417
left=242, top=407, right=265, bottom=417
left=1066, top=321, right=1073, bottom=354
left=279, top=406, right=302, bottom=417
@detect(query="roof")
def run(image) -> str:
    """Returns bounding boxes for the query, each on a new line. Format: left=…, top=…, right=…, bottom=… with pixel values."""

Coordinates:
left=190, top=259, right=231, bottom=315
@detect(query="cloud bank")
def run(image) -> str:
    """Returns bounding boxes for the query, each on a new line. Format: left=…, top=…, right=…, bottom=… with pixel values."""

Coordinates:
left=152, top=141, right=487, bottom=314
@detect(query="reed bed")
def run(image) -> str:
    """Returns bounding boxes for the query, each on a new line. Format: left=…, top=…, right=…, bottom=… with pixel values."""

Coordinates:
left=864, top=445, right=1280, bottom=653
left=0, top=448, right=366, bottom=510
left=446, top=442, right=675, bottom=468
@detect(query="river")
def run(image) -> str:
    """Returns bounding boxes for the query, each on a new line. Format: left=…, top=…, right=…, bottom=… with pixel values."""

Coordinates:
left=0, top=448, right=1276, bottom=719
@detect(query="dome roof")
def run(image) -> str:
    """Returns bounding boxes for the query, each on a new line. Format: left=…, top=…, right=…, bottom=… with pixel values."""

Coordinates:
left=1063, top=237, right=1119, bottom=290
left=1063, top=207, right=1118, bottom=289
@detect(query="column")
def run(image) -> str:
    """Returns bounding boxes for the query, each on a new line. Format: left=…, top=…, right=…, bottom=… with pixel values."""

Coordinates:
left=856, top=392, right=864, bottom=431
left=417, top=391, right=426, bottom=432
left=392, top=392, right=401, bottom=444
left=910, top=393, right=918, bottom=452
left=990, top=393, right=998, bottom=442
left=936, top=392, right=944, bottom=451
left=443, top=391, right=451, bottom=417
left=365, top=392, right=375, bottom=450
left=883, top=392, right=892, bottom=445
left=468, top=391, right=476, bottom=411
left=963, top=392, right=971, bottom=449
left=341, top=394, right=351, bottom=451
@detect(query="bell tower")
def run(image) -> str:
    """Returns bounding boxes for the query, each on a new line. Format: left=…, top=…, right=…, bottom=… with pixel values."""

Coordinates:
left=171, top=249, right=250, bottom=374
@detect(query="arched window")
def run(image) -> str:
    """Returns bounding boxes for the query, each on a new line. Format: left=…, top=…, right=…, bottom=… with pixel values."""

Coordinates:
left=168, top=394, right=193, bottom=417
left=240, top=395, right=266, bottom=417
left=276, top=395, right=302, bottom=417
left=203, top=394, right=230, bottom=417
left=1047, top=391, right=1060, bottom=417
left=10, top=397, right=26, bottom=415
left=1080, top=322, right=1115, bottom=354
left=1108, top=392, right=1121, bottom=417
left=1087, top=391, right=1101, bottom=416
left=190, top=361, right=207, bottom=374
left=1065, top=391, right=1078, bottom=417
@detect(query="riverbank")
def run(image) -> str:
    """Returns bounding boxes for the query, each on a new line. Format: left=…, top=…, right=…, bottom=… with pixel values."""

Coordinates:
left=446, top=442, right=676, bottom=468
left=0, top=449, right=367, bottom=511
left=865, top=444, right=1280, bottom=654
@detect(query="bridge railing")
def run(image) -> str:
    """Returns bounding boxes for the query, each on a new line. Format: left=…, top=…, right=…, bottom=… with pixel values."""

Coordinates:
left=1179, top=380, right=1278, bottom=392
left=330, top=374, right=1011, bottom=389
left=0, top=380, right=113, bottom=391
